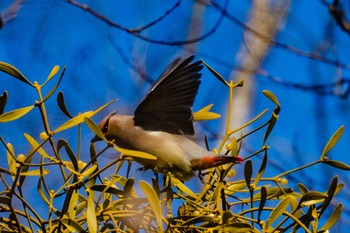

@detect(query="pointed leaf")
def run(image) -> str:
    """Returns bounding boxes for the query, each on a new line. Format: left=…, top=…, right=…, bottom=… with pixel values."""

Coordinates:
left=0, top=91, right=8, bottom=114
left=297, top=183, right=309, bottom=195
left=201, top=59, right=229, bottom=86
left=54, top=111, right=94, bottom=133
left=320, top=176, right=338, bottom=216
left=252, top=150, right=267, bottom=188
left=319, top=203, right=342, bottom=231
left=321, top=126, right=344, bottom=159
left=0, top=105, right=35, bottom=122
left=244, top=160, right=252, bottom=188
left=139, top=180, right=163, bottom=231
left=0, top=62, right=34, bottom=87
left=322, top=160, right=350, bottom=170
left=6, top=143, right=16, bottom=178
left=193, top=104, right=221, bottom=121
left=258, top=186, right=267, bottom=222
left=87, top=191, right=98, bottom=233
left=263, top=90, right=280, bottom=114
left=57, top=92, right=72, bottom=118
left=61, top=217, right=85, bottom=232
left=265, top=196, right=291, bottom=230
left=116, top=147, right=157, bottom=160
left=41, top=66, right=66, bottom=103
left=299, top=191, right=328, bottom=207
left=90, top=185, right=123, bottom=195
left=41, top=65, right=60, bottom=87
left=19, top=168, right=49, bottom=176
left=24, top=133, right=52, bottom=160
left=171, top=177, right=198, bottom=199
left=57, top=139, right=78, bottom=171
left=84, top=117, right=108, bottom=142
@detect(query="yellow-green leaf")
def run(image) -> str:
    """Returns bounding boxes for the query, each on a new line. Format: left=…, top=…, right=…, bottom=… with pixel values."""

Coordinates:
left=193, top=104, right=221, bottom=121
left=322, top=160, right=350, bottom=171
left=0, top=105, right=35, bottom=122
left=201, top=59, right=229, bottom=86
left=265, top=196, right=291, bottom=230
left=54, top=111, right=94, bottom=133
left=0, top=62, right=34, bottom=87
left=61, top=216, right=85, bottom=232
left=6, top=143, right=16, bottom=178
left=24, top=133, right=52, bottom=160
left=321, top=126, right=344, bottom=159
left=139, top=180, right=163, bottom=231
left=84, top=117, right=108, bottom=142
left=20, top=169, right=49, bottom=176
left=319, top=203, right=342, bottom=231
left=41, top=65, right=60, bottom=87
left=171, top=177, right=198, bottom=200
left=87, top=192, right=98, bottom=233
left=116, top=147, right=157, bottom=160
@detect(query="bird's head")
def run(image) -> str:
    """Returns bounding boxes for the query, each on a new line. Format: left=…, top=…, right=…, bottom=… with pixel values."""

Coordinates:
left=91, top=111, right=118, bottom=142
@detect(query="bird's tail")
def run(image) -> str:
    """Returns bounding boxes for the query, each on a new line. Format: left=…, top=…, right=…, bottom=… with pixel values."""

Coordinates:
left=191, top=155, right=244, bottom=170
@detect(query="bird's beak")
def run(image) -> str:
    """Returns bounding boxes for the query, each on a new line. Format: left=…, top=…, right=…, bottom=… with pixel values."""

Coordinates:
left=91, top=135, right=102, bottom=143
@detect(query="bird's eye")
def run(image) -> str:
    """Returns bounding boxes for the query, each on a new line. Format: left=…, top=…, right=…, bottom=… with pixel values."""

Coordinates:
left=102, top=118, right=110, bottom=133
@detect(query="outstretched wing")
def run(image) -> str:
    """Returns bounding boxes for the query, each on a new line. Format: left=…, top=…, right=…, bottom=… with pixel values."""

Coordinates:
left=134, top=55, right=203, bottom=135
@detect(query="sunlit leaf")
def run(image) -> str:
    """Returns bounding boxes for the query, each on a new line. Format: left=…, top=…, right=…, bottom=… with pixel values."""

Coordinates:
left=41, top=66, right=66, bottom=103
left=297, top=183, right=309, bottom=195
left=299, top=191, right=328, bottom=207
left=0, top=62, right=34, bottom=87
left=139, top=180, right=163, bottom=231
left=61, top=216, right=85, bottom=232
left=265, top=196, right=291, bottom=230
left=41, top=65, right=60, bottom=87
left=80, top=164, right=98, bottom=180
left=193, top=104, right=221, bottom=121
left=263, top=90, right=280, bottom=114
left=6, top=143, right=16, bottom=179
left=87, top=191, right=98, bottom=233
left=54, top=111, right=94, bottom=133
left=0, top=91, right=8, bottom=114
left=171, top=177, right=198, bottom=200
left=0, top=105, right=35, bottom=122
left=201, top=59, right=229, bottom=86
left=24, top=133, right=52, bottom=160
left=19, top=169, right=49, bottom=176
left=319, top=203, right=342, bottom=231
left=116, top=147, right=157, bottom=160
left=54, top=99, right=117, bottom=133
left=85, top=117, right=107, bottom=142
left=321, top=126, right=344, bottom=159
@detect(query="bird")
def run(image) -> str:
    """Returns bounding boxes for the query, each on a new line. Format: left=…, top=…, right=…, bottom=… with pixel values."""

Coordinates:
left=92, top=55, right=243, bottom=180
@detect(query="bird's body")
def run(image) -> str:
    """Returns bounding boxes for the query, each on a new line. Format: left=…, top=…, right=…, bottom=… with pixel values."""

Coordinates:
left=93, top=56, right=243, bottom=180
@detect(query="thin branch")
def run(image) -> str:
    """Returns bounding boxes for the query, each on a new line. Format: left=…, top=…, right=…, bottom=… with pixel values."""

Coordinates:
left=66, top=0, right=228, bottom=45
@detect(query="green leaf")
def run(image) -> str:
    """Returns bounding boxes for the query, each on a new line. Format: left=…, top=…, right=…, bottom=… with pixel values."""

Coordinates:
left=90, top=184, right=123, bottom=195
left=321, top=126, right=344, bottom=159
left=297, top=183, right=309, bottom=195
left=6, top=143, right=16, bottom=179
left=320, top=176, right=338, bottom=216
left=258, top=186, right=267, bottom=222
left=57, top=91, right=72, bottom=118
left=0, top=105, right=35, bottom=122
left=299, top=191, right=328, bottom=207
left=61, top=216, right=85, bottom=232
left=57, top=139, right=78, bottom=171
left=87, top=191, right=98, bottom=233
left=116, top=147, right=157, bottom=161
left=84, top=117, right=108, bottom=142
left=0, top=91, right=8, bottom=114
left=244, top=160, right=252, bottom=188
left=139, top=180, right=163, bottom=231
left=54, top=99, right=117, bottom=133
left=265, top=196, right=291, bottom=230
left=193, top=104, right=221, bottom=121
left=41, top=66, right=66, bottom=103
left=252, top=150, right=267, bottom=188
left=171, top=177, right=198, bottom=200
left=263, top=90, right=281, bottom=114
left=19, top=168, right=49, bottom=176
left=41, top=65, right=60, bottom=87
left=322, top=160, right=350, bottom=171
left=319, top=203, right=342, bottom=231
left=24, top=133, right=52, bottom=160
left=201, top=59, right=229, bottom=86
left=0, top=62, right=34, bottom=87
